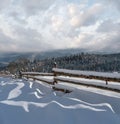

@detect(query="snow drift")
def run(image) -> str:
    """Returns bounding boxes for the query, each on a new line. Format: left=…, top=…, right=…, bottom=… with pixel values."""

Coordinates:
left=0, top=77, right=120, bottom=124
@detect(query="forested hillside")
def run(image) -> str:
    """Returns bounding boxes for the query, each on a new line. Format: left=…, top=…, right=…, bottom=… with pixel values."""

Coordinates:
left=6, top=53, right=120, bottom=73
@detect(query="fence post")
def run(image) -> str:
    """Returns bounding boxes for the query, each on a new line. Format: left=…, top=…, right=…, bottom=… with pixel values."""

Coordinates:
left=53, top=62, right=57, bottom=84
left=18, top=70, right=22, bottom=78
left=106, top=80, right=108, bottom=85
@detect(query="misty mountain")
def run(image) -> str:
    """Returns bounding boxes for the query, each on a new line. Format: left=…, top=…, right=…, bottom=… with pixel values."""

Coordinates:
left=0, top=48, right=119, bottom=69
left=0, top=48, right=86, bottom=64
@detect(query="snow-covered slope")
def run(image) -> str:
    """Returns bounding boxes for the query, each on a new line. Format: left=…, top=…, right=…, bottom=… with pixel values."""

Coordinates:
left=0, top=77, right=120, bottom=124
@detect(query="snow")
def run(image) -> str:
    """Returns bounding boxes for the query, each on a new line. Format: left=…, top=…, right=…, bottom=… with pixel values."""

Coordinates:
left=7, top=82, right=25, bottom=100
left=0, top=76, right=120, bottom=124
left=53, top=68, right=120, bottom=79
left=55, top=76, right=120, bottom=91
left=22, top=72, right=54, bottom=76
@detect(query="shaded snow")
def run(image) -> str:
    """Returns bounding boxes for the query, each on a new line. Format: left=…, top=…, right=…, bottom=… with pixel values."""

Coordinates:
left=0, top=77, right=120, bottom=124
left=7, top=82, right=25, bottom=100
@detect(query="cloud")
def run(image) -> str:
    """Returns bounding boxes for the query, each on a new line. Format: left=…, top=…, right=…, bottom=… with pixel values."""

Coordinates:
left=97, top=20, right=120, bottom=33
left=10, top=26, right=54, bottom=52
left=0, top=0, right=120, bottom=53
left=93, top=32, right=120, bottom=53
left=20, top=0, right=55, bottom=15
left=106, top=0, right=120, bottom=11
left=96, top=0, right=120, bottom=12
left=0, top=0, right=11, bottom=10
left=95, top=20, right=120, bottom=52
left=104, top=33, right=120, bottom=52
left=69, top=3, right=103, bottom=27
left=0, top=29, right=12, bottom=44
left=0, top=29, right=17, bottom=52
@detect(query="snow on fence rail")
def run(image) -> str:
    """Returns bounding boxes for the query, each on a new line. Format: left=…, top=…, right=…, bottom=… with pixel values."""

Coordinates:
left=21, top=68, right=120, bottom=93
left=21, top=72, right=53, bottom=84
left=52, top=68, right=120, bottom=83
left=54, top=76, right=120, bottom=93
left=25, top=75, right=53, bottom=84
left=52, top=68, right=120, bottom=93
left=21, top=72, right=54, bottom=76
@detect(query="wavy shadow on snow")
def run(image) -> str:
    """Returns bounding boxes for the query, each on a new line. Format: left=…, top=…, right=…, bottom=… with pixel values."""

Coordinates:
left=0, top=77, right=119, bottom=114
left=0, top=77, right=120, bottom=124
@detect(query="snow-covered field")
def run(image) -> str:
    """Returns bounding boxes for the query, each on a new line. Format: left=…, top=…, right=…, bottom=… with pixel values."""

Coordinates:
left=0, top=76, right=120, bottom=124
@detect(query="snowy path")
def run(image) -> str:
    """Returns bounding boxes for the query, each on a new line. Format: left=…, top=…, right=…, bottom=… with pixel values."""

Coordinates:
left=0, top=77, right=120, bottom=124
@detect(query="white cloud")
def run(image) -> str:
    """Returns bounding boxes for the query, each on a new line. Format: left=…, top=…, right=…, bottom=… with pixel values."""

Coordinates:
left=0, top=0, right=120, bottom=53
left=70, top=3, right=103, bottom=27
left=0, top=14, right=15, bottom=39
left=51, top=15, right=64, bottom=32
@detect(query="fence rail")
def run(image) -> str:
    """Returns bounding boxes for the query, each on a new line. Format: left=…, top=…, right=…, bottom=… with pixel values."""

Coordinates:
left=24, top=75, right=53, bottom=84
left=52, top=68, right=120, bottom=83
left=21, top=68, right=120, bottom=93
left=21, top=72, right=54, bottom=76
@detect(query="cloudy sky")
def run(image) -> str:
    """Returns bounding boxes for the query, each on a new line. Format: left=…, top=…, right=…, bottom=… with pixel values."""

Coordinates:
left=0, top=0, right=120, bottom=53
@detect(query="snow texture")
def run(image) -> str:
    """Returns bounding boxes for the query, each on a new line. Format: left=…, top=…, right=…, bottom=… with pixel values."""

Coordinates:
left=0, top=76, right=120, bottom=124
left=53, top=68, right=120, bottom=79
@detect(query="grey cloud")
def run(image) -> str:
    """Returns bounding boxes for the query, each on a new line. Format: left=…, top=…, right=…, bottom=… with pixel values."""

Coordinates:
left=0, top=0, right=11, bottom=10
left=90, top=29, right=120, bottom=52
left=79, top=32, right=120, bottom=53
left=11, top=26, right=54, bottom=52
left=8, top=11, right=27, bottom=25
left=96, top=19, right=120, bottom=52
left=97, top=20, right=120, bottom=33
left=0, top=29, right=12, bottom=44
left=21, top=0, right=55, bottom=15
left=71, top=18, right=120, bottom=52
left=82, top=4, right=103, bottom=26
left=108, top=0, right=120, bottom=11
left=13, top=26, right=41, bottom=39
left=0, top=29, right=17, bottom=52
left=100, top=33, right=120, bottom=53
left=96, top=0, right=120, bottom=11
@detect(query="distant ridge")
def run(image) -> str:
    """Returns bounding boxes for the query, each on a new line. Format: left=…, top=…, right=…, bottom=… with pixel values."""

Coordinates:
left=0, top=48, right=120, bottom=67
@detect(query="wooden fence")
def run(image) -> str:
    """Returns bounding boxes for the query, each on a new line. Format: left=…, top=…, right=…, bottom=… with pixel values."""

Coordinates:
left=21, top=68, right=120, bottom=93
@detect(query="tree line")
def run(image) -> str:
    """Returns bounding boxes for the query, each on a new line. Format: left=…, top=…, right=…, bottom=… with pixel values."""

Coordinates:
left=6, top=53, right=120, bottom=74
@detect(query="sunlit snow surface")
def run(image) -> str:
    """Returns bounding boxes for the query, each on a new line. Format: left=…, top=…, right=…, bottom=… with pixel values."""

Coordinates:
left=0, top=77, right=120, bottom=124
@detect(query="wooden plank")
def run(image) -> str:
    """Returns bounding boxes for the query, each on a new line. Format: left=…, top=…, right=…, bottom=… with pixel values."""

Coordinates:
left=23, top=75, right=53, bottom=85
left=55, top=77, right=120, bottom=93
left=53, top=68, right=120, bottom=82
left=21, top=69, right=120, bottom=93
left=21, top=72, right=54, bottom=76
